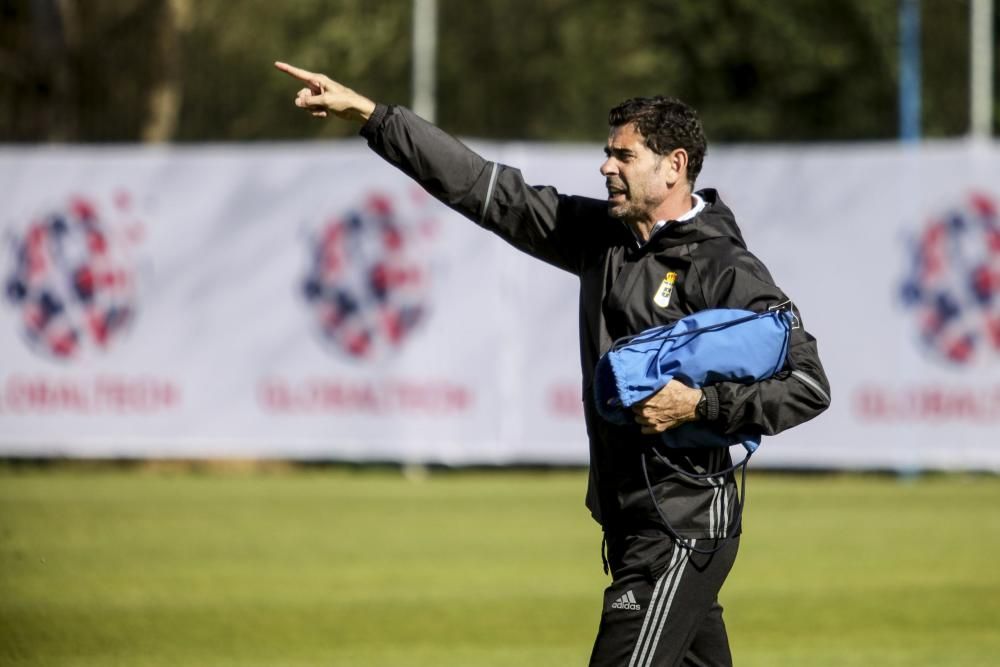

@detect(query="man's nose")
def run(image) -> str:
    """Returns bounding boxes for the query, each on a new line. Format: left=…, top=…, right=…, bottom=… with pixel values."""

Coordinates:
left=600, top=158, right=616, bottom=176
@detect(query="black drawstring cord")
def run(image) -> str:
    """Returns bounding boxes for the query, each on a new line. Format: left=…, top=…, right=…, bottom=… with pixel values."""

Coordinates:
left=604, top=301, right=793, bottom=560
left=608, top=302, right=794, bottom=354
left=601, top=534, right=609, bottom=576
left=651, top=444, right=751, bottom=479
left=609, top=311, right=765, bottom=352
left=640, top=446, right=750, bottom=556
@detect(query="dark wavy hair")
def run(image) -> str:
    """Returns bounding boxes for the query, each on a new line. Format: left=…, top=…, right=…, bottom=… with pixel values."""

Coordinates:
left=608, top=96, right=706, bottom=185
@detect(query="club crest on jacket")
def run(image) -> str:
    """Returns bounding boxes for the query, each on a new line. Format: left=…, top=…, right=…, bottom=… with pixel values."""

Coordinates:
left=653, top=271, right=678, bottom=308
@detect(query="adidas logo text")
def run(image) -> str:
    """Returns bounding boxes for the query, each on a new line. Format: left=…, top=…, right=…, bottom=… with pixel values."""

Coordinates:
left=611, top=590, right=641, bottom=611
left=612, top=600, right=641, bottom=610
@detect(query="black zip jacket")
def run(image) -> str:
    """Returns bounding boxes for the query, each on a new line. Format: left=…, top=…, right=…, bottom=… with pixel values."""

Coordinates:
left=361, top=105, right=831, bottom=536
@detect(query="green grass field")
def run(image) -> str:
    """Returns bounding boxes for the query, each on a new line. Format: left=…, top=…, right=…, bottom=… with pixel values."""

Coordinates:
left=2, top=465, right=999, bottom=666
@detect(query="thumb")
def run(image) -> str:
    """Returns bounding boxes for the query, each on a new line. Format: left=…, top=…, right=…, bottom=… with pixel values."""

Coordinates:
left=296, top=92, right=327, bottom=109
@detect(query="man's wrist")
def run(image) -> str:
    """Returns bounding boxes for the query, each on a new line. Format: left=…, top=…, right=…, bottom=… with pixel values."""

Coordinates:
left=359, top=103, right=389, bottom=138
left=353, top=97, right=377, bottom=122
left=695, top=386, right=719, bottom=421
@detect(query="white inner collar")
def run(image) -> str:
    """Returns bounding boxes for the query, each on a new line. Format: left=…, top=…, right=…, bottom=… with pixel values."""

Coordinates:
left=631, top=192, right=706, bottom=247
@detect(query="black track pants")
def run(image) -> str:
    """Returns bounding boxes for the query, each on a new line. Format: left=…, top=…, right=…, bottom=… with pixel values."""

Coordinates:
left=589, top=533, right=740, bottom=667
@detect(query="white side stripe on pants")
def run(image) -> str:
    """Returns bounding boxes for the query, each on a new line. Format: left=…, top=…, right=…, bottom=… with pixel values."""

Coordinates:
left=708, top=450, right=721, bottom=538
left=627, top=539, right=694, bottom=667
left=707, top=450, right=730, bottom=539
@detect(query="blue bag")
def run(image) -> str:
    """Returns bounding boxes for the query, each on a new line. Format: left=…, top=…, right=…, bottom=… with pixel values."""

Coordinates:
left=593, top=307, right=794, bottom=452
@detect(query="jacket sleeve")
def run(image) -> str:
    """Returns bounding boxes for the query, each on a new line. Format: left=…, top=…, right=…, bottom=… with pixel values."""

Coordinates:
left=692, top=243, right=832, bottom=436
left=360, top=104, right=606, bottom=275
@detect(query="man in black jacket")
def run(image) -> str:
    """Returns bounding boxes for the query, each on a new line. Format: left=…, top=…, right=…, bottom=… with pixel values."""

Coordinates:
left=276, top=61, right=831, bottom=667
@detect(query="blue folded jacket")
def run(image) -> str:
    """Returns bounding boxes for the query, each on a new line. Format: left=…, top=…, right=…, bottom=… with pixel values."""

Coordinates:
left=593, top=308, right=794, bottom=452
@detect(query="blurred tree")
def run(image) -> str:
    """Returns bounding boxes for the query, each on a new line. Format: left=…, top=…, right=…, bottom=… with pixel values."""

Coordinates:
left=921, top=0, right=976, bottom=137
left=0, top=0, right=994, bottom=143
left=408, top=0, right=987, bottom=142
left=0, top=0, right=186, bottom=141
left=654, top=0, right=898, bottom=141
left=143, top=0, right=190, bottom=142
left=175, top=0, right=411, bottom=141
left=0, top=0, right=75, bottom=140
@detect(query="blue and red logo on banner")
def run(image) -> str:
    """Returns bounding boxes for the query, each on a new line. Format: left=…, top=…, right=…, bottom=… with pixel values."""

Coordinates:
left=301, top=191, right=435, bottom=360
left=4, top=195, right=143, bottom=361
left=900, top=192, right=1000, bottom=365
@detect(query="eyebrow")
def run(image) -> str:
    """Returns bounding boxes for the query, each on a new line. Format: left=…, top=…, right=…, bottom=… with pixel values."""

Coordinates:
left=604, top=146, right=635, bottom=158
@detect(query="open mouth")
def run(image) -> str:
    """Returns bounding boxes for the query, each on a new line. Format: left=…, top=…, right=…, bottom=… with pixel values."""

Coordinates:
left=606, top=183, right=626, bottom=200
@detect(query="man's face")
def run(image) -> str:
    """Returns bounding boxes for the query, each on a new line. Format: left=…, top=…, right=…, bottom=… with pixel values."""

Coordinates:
left=600, top=123, right=672, bottom=223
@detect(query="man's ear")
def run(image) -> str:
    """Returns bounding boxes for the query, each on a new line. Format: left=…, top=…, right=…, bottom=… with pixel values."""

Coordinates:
left=663, top=148, right=689, bottom=187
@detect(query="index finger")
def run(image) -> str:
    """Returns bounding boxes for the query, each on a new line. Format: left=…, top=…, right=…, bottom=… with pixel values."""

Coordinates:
left=274, top=61, right=320, bottom=84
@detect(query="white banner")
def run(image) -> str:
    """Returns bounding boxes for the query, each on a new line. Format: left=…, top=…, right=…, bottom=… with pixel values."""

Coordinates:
left=1, top=139, right=998, bottom=469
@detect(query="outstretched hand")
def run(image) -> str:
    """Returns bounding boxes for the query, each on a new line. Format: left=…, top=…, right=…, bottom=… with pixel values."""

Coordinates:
left=274, top=62, right=376, bottom=123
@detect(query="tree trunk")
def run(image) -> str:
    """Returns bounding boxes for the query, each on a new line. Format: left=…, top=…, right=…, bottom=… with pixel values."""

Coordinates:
left=142, top=0, right=190, bottom=143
